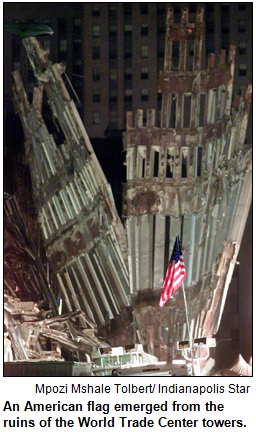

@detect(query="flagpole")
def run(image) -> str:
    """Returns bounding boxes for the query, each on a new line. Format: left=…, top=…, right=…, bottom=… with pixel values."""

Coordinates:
left=182, top=282, right=195, bottom=376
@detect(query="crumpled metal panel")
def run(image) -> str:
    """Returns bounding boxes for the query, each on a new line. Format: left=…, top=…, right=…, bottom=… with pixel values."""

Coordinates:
left=153, top=215, right=165, bottom=287
left=4, top=294, right=110, bottom=362
left=138, top=215, right=150, bottom=290
left=12, top=37, right=130, bottom=328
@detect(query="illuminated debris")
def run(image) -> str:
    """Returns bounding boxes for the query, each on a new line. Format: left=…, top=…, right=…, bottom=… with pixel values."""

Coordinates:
left=12, top=37, right=130, bottom=329
left=122, top=6, right=252, bottom=365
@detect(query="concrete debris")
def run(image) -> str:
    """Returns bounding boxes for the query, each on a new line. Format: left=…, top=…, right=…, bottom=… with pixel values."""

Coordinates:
left=4, top=297, right=109, bottom=362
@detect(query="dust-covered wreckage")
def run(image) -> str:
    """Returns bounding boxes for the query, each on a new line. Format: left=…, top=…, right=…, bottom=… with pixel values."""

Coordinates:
left=4, top=7, right=252, bottom=375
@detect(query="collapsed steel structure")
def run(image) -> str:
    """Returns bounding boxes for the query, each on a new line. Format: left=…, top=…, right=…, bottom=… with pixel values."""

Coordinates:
left=123, top=7, right=252, bottom=366
left=6, top=7, right=251, bottom=370
left=12, top=37, right=130, bottom=332
left=4, top=195, right=109, bottom=362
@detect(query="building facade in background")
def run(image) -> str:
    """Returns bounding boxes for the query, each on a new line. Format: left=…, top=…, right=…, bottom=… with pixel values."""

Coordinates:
left=4, top=3, right=252, bottom=141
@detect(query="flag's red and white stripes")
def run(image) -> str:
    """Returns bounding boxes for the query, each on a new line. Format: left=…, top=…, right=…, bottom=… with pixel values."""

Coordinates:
left=159, top=236, right=186, bottom=308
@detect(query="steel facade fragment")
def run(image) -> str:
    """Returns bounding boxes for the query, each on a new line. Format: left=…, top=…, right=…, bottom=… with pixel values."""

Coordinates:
left=12, top=37, right=130, bottom=328
left=122, top=6, right=252, bottom=362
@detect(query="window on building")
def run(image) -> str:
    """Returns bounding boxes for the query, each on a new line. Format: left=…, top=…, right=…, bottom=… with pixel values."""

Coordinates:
left=172, top=41, right=180, bottom=70
left=125, top=68, right=132, bottom=80
left=109, top=24, right=117, bottom=34
left=221, top=22, right=230, bottom=34
left=124, top=51, right=132, bottom=59
left=157, top=22, right=165, bottom=35
left=109, top=48, right=117, bottom=59
left=93, top=92, right=100, bottom=103
left=239, top=63, right=247, bottom=76
left=141, top=24, right=148, bottom=36
left=109, top=69, right=117, bottom=80
left=186, top=41, right=194, bottom=71
left=93, top=46, right=100, bottom=59
left=74, top=18, right=82, bottom=27
left=109, top=90, right=117, bottom=102
left=73, top=59, right=82, bottom=74
left=183, top=94, right=191, bottom=128
left=238, top=20, right=246, bottom=32
left=141, top=88, right=149, bottom=101
left=92, top=3, right=100, bottom=16
left=151, top=146, right=160, bottom=177
left=166, top=148, right=175, bottom=178
left=110, top=111, right=117, bottom=124
left=181, top=147, right=189, bottom=178
left=73, top=41, right=82, bottom=58
left=93, top=68, right=100, bottom=81
left=137, top=146, right=146, bottom=177
left=195, top=147, right=203, bottom=177
left=141, top=45, right=149, bottom=58
left=60, top=39, right=67, bottom=52
left=124, top=102, right=133, bottom=114
left=93, top=25, right=100, bottom=37
left=93, top=112, right=101, bottom=124
left=109, top=4, right=117, bottom=16
left=124, top=24, right=132, bottom=33
left=124, top=32, right=132, bottom=58
left=238, top=41, right=247, bottom=55
left=168, top=94, right=176, bottom=128
left=141, top=66, right=149, bottom=79
left=124, top=3, right=132, bottom=15
left=125, top=89, right=133, bottom=102
left=73, top=23, right=82, bottom=42
left=140, top=3, right=148, bottom=14
left=198, top=93, right=206, bottom=127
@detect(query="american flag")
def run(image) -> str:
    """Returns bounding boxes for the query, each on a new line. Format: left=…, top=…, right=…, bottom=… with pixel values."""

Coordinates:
left=159, top=235, right=186, bottom=308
